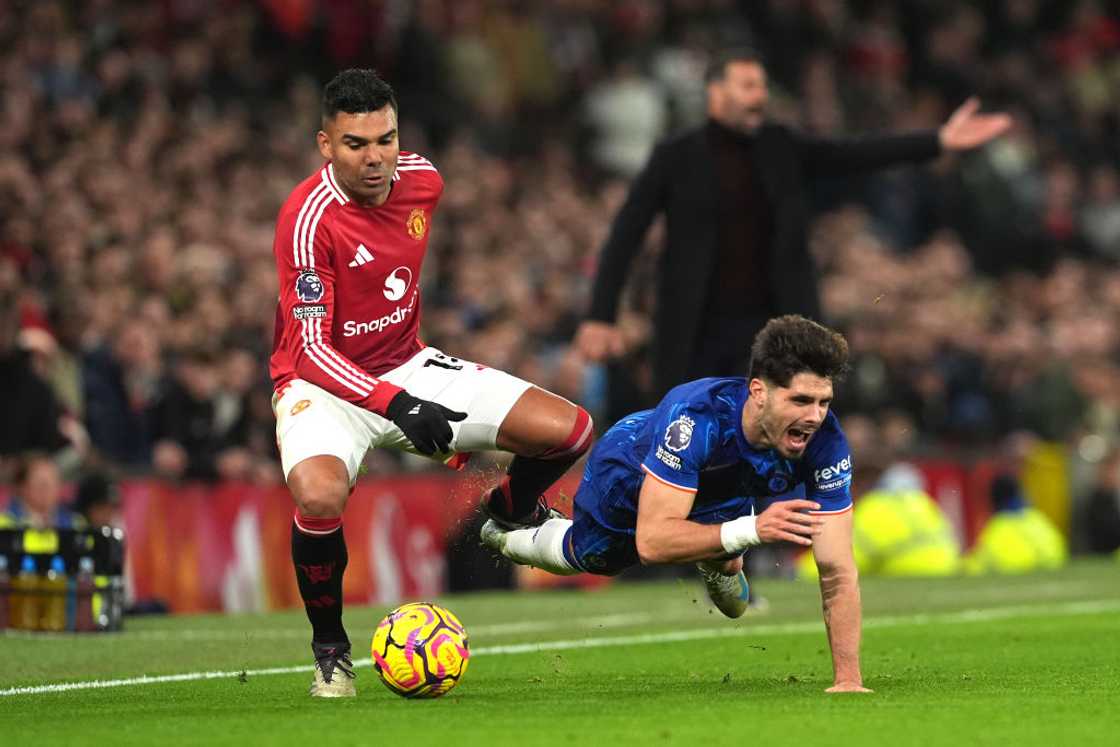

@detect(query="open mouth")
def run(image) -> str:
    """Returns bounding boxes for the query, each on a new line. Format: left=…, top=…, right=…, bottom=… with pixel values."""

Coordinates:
left=785, top=426, right=815, bottom=451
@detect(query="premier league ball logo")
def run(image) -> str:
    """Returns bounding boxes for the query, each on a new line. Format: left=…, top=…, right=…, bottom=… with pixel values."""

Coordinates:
left=295, top=270, right=324, bottom=303
left=664, top=415, right=695, bottom=452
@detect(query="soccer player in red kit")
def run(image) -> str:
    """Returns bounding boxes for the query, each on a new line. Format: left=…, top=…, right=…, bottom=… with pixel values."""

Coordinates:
left=270, top=70, right=593, bottom=697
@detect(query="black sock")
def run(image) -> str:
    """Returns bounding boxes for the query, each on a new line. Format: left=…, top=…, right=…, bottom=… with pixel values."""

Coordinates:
left=291, top=521, right=349, bottom=645
left=494, top=453, right=582, bottom=521
left=490, top=407, right=593, bottom=521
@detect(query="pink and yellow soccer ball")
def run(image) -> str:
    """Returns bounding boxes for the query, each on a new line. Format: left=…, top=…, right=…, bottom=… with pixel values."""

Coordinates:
left=371, top=602, right=470, bottom=698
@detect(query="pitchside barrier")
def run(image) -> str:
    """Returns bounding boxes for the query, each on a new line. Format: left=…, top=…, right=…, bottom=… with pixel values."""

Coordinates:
left=0, top=448, right=1073, bottom=615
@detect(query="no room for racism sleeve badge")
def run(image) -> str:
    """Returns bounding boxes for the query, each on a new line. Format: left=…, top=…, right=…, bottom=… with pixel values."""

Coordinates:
left=407, top=208, right=427, bottom=240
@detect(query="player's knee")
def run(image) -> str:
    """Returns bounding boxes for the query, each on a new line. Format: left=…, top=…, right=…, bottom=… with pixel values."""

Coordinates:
left=288, top=458, right=349, bottom=518
left=569, top=407, right=593, bottom=456
left=538, top=405, right=594, bottom=460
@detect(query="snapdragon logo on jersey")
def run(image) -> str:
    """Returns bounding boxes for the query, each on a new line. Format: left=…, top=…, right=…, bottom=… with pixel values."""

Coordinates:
left=382, top=266, right=412, bottom=301
left=813, top=455, right=852, bottom=492
left=342, top=292, right=417, bottom=337
left=656, top=414, right=695, bottom=470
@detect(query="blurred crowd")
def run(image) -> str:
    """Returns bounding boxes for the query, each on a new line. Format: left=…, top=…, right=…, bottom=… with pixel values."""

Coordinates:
left=1, top=0, right=1119, bottom=553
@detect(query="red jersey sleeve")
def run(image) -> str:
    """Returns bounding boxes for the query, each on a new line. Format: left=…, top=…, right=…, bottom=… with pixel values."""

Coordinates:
left=273, top=190, right=403, bottom=415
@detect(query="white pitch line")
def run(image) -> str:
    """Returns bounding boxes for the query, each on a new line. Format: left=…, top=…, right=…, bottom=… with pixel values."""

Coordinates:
left=0, top=611, right=666, bottom=642
left=2, top=598, right=1117, bottom=698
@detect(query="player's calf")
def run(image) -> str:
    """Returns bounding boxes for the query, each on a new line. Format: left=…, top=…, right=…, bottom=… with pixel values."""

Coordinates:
left=481, top=516, right=580, bottom=576
left=485, top=401, right=593, bottom=526
left=288, top=456, right=352, bottom=675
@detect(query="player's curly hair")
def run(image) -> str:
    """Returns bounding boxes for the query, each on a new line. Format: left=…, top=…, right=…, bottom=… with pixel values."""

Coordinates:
left=322, top=68, right=397, bottom=120
left=748, top=315, right=849, bottom=387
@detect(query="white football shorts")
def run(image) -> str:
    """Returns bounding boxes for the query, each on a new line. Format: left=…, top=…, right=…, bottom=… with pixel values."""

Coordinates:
left=273, top=347, right=534, bottom=483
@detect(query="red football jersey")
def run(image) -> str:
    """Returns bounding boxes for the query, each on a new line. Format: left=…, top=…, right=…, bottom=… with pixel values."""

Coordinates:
left=270, top=153, right=442, bottom=414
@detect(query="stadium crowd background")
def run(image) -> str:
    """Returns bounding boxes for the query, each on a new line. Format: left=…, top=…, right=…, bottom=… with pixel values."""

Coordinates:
left=1, top=0, right=1119, bottom=554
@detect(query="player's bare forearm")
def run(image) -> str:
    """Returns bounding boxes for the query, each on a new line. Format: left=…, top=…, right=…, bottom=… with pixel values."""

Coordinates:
left=634, top=518, right=725, bottom=565
left=818, top=564, right=863, bottom=687
left=810, top=510, right=869, bottom=692
left=635, top=481, right=823, bottom=564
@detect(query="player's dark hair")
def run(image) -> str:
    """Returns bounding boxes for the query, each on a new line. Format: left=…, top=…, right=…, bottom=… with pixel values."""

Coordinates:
left=748, top=315, right=849, bottom=387
left=704, top=46, right=766, bottom=83
left=322, top=68, right=397, bottom=120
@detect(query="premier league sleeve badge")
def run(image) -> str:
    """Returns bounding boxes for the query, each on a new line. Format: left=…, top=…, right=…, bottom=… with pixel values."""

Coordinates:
left=295, top=270, right=325, bottom=303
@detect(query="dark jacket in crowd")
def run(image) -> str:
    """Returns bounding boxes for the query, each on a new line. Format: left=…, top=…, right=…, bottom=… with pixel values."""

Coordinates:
left=153, top=380, right=249, bottom=481
left=587, top=120, right=941, bottom=397
left=82, top=346, right=154, bottom=466
left=0, top=350, right=66, bottom=456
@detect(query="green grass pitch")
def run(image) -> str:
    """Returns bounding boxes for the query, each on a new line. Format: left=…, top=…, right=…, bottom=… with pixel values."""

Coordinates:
left=3, top=560, right=1118, bottom=746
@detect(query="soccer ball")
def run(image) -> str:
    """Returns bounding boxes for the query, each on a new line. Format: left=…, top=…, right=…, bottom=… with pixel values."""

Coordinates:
left=371, top=602, right=470, bottom=698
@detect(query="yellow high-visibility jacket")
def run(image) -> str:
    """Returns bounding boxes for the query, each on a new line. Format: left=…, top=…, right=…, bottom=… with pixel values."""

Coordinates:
left=964, top=507, right=1067, bottom=575
left=799, top=489, right=960, bottom=578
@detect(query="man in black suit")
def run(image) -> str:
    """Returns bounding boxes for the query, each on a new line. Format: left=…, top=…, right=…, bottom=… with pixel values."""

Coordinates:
left=575, top=48, right=1010, bottom=410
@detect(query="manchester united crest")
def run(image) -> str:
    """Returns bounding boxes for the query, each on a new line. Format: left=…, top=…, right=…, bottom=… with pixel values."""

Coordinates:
left=407, top=208, right=426, bottom=240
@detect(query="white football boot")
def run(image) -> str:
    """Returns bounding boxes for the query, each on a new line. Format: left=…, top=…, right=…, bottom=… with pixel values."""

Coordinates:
left=697, top=564, right=750, bottom=619
left=309, top=641, right=357, bottom=697
left=479, top=518, right=509, bottom=554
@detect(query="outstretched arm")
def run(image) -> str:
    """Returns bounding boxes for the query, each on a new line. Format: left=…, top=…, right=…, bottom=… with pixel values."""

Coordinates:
left=810, top=508, right=872, bottom=693
left=800, top=98, right=1010, bottom=176
left=634, top=471, right=823, bottom=564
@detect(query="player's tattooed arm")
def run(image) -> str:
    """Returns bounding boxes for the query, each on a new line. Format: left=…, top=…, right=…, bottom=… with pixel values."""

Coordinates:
left=811, top=510, right=871, bottom=693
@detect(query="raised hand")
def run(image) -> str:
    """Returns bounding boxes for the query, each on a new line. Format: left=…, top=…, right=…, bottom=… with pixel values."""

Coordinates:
left=938, top=97, right=1012, bottom=152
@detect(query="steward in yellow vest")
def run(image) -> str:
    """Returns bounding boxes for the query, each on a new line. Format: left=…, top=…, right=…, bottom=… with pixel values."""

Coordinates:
left=800, top=464, right=959, bottom=577
left=964, top=475, right=1066, bottom=574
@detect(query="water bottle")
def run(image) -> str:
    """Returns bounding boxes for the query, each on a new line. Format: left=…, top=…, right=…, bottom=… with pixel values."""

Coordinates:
left=94, top=574, right=110, bottom=630
left=0, top=555, right=9, bottom=630
left=108, top=575, right=125, bottom=631
left=74, top=557, right=96, bottom=632
left=41, top=555, right=68, bottom=632
left=11, top=555, right=40, bottom=630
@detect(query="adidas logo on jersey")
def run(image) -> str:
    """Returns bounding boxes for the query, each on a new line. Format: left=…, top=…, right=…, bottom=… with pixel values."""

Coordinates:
left=348, top=244, right=375, bottom=267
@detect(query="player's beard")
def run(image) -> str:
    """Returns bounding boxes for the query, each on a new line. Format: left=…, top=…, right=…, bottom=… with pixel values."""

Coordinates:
left=760, top=403, right=810, bottom=459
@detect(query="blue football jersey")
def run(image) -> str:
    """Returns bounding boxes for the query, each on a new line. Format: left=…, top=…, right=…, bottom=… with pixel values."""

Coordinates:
left=573, top=377, right=853, bottom=546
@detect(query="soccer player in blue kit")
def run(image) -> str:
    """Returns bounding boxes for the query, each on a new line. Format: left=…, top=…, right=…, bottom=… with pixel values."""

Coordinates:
left=483, top=315, right=871, bottom=693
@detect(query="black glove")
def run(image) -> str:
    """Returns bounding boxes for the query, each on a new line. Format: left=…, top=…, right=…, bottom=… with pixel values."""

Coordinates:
left=384, top=391, right=467, bottom=456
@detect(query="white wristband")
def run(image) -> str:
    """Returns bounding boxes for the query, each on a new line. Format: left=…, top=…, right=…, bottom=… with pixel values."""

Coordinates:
left=720, top=515, right=760, bottom=554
